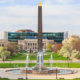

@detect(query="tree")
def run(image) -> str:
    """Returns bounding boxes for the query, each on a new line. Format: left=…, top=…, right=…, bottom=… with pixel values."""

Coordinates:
left=58, top=35, right=80, bottom=67
left=58, top=45, right=79, bottom=67
left=7, top=42, right=21, bottom=56
left=54, top=44, right=62, bottom=53
left=72, top=38, right=80, bottom=51
left=46, top=43, right=53, bottom=51
left=0, top=47, right=11, bottom=61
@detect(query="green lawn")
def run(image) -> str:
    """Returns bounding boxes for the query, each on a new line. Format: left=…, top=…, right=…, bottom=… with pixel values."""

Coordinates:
left=23, top=78, right=80, bottom=80
left=7, top=51, right=67, bottom=61
left=1, top=78, right=80, bottom=80
left=22, top=79, right=80, bottom=80
left=11, top=79, right=80, bottom=80
left=0, top=63, right=80, bottom=68
left=44, top=51, right=67, bottom=60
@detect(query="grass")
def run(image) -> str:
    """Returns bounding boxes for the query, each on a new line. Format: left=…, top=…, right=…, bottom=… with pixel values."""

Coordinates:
left=0, top=63, right=80, bottom=68
left=13, top=78, right=80, bottom=80
left=44, top=51, right=67, bottom=60
left=2, top=78, right=80, bottom=80
left=22, top=79, right=80, bottom=80
left=7, top=51, right=67, bottom=61
left=45, top=63, right=80, bottom=68
left=8, top=53, right=26, bottom=60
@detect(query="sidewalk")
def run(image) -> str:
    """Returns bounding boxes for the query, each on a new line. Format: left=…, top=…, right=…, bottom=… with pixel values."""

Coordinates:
left=0, top=60, right=80, bottom=63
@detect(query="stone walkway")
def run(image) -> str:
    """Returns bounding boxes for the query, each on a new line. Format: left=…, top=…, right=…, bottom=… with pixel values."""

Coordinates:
left=0, top=60, right=80, bottom=63
left=0, top=68, right=80, bottom=79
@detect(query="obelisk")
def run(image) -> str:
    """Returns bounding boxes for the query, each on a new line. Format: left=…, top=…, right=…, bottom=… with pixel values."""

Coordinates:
left=37, top=2, right=43, bottom=66
left=34, top=2, right=47, bottom=71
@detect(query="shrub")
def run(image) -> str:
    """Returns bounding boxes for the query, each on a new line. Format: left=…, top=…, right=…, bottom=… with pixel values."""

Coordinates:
left=0, top=78, right=10, bottom=80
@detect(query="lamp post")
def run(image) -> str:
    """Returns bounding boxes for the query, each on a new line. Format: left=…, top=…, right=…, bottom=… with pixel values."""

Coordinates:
left=29, top=46, right=32, bottom=54
left=9, top=59, right=11, bottom=68
left=56, top=66, right=58, bottom=79
left=30, top=48, right=31, bottom=54
left=26, top=68, right=27, bottom=80
left=67, top=56, right=69, bottom=68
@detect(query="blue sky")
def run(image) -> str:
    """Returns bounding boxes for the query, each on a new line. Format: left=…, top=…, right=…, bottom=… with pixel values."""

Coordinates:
left=0, top=0, right=80, bottom=38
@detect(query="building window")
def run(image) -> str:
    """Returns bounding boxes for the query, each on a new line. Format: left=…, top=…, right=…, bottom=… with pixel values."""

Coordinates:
left=2, top=44, right=4, bottom=47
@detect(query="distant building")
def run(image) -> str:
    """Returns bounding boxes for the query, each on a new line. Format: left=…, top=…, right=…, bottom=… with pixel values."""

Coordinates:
left=18, top=39, right=54, bottom=51
left=16, top=29, right=34, bottom=32
left=0, top=39, right=9, bottom=47
left=0, top=39, right=17, bottom=47
left=3, top=30, right=68, bottom=43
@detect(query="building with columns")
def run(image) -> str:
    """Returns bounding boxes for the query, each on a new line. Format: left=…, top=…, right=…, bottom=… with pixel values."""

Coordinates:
left=18, top=39, right=54, bottom=52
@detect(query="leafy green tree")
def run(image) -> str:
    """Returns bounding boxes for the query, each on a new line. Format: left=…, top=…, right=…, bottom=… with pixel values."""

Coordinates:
left=0, top=47, right=11, bottom=61
left=46, top=43, right=53, bottom=51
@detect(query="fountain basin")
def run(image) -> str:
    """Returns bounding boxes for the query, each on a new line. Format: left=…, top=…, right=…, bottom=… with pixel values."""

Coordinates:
left=20, top=65, right=60, bottom=74
left=20, top=69, right=59, bottom=74
left=6, top=68, right=74, bottom=75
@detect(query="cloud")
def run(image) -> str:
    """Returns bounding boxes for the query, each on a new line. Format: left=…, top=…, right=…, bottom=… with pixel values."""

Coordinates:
left=0, top=5, right=38, bottom=33
left=0, top=0, right=14, bottom=3
left=0, top=0, right=80, bottom=39
left=0, top=0, right=80, bottom=5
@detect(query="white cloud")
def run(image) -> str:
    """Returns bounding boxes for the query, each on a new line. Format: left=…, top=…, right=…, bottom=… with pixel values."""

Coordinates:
left=0, top=0, right=14, bottom=3
left=0, top=5, right=37, bottom=25
left=0, top=0, right=80, bottom=38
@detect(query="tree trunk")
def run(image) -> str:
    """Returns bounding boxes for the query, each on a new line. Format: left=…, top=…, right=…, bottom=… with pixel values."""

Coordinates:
left=2, top=57, right=4, bottom=62
left=67, top=57, right=69, bottom=68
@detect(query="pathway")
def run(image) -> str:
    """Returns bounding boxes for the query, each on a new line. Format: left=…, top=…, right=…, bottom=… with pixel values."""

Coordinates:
left=0, top=60, right=80, bottom=63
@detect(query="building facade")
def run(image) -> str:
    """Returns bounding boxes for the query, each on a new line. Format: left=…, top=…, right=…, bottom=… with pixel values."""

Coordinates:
left=3, top=31, right=68, bottom=43
left=18, top=39, right=54, bottom=51
left=0, top=39, right=18, bottom=48
left=0, top=39, right=9, bottom=47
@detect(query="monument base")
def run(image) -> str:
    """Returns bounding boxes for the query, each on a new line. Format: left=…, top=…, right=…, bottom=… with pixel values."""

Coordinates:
left=33, top=65, right=48, bottom=71
left=20, top=65, right=60, bottom=74
left=20, top=69, right=60, bottom=74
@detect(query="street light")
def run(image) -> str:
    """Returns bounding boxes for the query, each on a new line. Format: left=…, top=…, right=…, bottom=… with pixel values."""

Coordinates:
left=29, top=46, right=32, bottom=54
left=67, top=56, right=69, bottom=68
left=9, top=59, right=11, bottom=68
left=56, top=66, right=58, bottom=79
left=26, top=68, right=27, bottom=80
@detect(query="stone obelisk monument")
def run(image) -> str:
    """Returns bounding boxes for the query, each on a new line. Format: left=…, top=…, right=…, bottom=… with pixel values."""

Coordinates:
left=37, top=2, right=43, bottom=66
left=34, top=2, right=47, bottom=71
